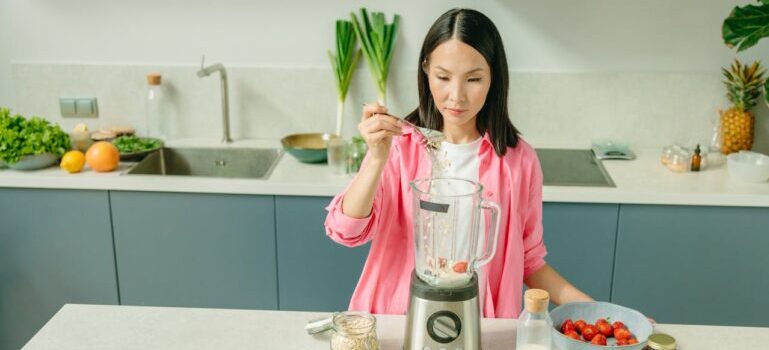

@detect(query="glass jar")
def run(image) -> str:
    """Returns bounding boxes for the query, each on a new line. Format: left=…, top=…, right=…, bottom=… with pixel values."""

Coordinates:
left=330, top=311, right=379, bottom=350
left=327, top=138, right=349, bottom=175
left=347, top=139, right=368, bottom=174
left=643, top=333, right=677, bottom=350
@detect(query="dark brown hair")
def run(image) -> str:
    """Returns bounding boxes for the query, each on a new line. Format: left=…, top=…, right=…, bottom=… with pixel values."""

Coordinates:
left=404, top=8, right=519, bottom=156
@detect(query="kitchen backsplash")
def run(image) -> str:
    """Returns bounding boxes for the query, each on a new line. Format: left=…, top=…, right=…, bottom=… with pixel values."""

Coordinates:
left=11, top=62, right=769, bottom=153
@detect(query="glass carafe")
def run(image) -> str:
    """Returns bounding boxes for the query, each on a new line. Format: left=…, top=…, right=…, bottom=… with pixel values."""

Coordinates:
left=410, top=178, right=501, bottom=288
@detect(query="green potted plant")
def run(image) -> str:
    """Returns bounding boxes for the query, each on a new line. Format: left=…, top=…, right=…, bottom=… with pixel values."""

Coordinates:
left=723, top=0, right=769, bottom=102
left=350, top=8, right=400, bottom=106
left=0, top=107, right=71, bottom=170
left=329, top=19, right=361, bottom=137
left=720, top=1, right=769, bottom=153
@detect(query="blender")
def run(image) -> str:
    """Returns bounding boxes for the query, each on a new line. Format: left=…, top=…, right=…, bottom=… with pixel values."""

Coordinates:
left=404, top=178, right=501, bottom=350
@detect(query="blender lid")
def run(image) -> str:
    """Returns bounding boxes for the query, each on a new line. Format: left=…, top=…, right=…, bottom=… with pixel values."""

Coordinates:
left=409, top=271, right=478, bottom=302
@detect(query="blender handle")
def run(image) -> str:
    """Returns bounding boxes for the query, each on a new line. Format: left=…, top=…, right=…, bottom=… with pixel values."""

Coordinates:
left=475, top=199, right=501, bottom=268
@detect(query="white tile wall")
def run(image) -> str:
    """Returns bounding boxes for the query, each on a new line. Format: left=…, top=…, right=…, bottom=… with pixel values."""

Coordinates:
left=11, top=62, right=769, bottom=153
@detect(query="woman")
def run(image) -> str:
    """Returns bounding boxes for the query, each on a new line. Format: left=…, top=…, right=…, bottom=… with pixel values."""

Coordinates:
left=325, top=8, right=593, bottom=318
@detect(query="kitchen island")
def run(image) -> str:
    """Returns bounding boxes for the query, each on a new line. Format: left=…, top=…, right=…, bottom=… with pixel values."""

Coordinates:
left=22, top=304, right=769, bottom=349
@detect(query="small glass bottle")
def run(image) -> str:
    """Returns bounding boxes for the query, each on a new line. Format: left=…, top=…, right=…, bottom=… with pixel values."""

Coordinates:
left=145, top=73, right=167, bottom=139
left=643, top=333, right=677, bottom=350
left=691, top=144, right=702, bottom=172
left=516, top=289, right=553, bottom=350
left=330, top=311, right=379, bottom=350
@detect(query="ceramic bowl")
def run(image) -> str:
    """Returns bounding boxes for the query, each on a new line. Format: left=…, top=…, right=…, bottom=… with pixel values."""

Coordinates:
left=727, top=151, right=769, bottom=183
left=281, top=133, right=340, bottom=163
left=8, top=153, right=59, bottom=171
left=550, top=302, right=653, bottom=350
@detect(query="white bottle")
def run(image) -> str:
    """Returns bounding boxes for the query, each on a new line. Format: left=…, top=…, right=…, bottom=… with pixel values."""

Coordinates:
left=516, top=289, right=553, bottom=350
left=145, top=73, right=168, bottom=139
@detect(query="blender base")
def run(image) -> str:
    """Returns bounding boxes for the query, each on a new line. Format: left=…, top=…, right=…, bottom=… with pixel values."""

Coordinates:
left=403, top=271, right=482, bottom=350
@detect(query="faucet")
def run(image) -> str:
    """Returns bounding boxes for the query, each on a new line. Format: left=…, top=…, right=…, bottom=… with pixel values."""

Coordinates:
left=197, top=56, right=233, bottom=143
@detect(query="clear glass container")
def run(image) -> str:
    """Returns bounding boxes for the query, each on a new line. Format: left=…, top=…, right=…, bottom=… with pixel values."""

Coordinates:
left=516, top=289, right=553, bottom=350
left=330, top=311, right=379, bottom=350
left=410, top=178, right=501, bottom=288
left=327, top=138, right=349, bottom=175
left=145, top=73, right=172, bottom=140
left=347, top=139, right=367, bottom=174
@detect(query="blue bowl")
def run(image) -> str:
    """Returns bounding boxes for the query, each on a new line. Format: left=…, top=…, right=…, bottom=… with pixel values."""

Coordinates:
left=550, top=302, right=653, bottom=350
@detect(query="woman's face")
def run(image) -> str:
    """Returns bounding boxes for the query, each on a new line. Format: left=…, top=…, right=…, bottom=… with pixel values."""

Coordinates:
left=425, top=39, right=491, bottom=130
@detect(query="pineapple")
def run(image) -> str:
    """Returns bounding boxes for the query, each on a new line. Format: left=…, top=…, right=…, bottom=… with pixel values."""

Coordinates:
left=720, top=59, right=766, bottom=154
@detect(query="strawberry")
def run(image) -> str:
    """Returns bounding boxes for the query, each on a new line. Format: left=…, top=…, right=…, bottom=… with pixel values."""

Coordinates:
left=582, top=324, right=599, bottom=341
left=564, top=330, right=581, bottom=340
left=627, top=337, right=639, bottom=345
left=612, top=321, right=627, bottom=331
left=452, top=261, right=468, bottom=273
left=597, top=321, right=613, bottom=337
left=574, top=319, right=587, bottom=334
left=590, top=334, right=607, bottom=345
left=561, top=319, right=576, bottom=334
left=614, top=327, right=632, bottom=341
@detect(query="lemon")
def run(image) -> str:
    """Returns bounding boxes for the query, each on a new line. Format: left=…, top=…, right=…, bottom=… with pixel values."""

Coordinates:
left=60, top=150, right=86, bottom=173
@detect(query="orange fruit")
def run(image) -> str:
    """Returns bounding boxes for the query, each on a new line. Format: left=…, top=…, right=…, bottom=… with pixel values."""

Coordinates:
left=60, top=150, right=86, bottom=173
left=86, top=141, right=120, bottom=172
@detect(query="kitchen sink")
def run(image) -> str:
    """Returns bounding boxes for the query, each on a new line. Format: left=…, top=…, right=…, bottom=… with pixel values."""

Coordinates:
left=126, top=147, right=282, bottom=180
left=535, top=149, right=615, bottom=187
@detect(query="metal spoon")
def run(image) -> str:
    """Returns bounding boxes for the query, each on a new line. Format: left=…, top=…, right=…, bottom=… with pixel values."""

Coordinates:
left=378, top=112, right=445, bottom=150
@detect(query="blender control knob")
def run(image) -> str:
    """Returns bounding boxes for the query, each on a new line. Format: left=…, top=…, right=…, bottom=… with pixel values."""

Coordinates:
left=426, top=311, right=461, bottom=343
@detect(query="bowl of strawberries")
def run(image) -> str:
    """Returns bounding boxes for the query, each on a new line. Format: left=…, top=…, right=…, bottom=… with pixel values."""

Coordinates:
left=551, top=302, right=653, bottom=349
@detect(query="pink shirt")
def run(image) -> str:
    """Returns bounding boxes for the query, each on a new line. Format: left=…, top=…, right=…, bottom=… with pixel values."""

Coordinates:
left=324, top=127, right=547, bottom=318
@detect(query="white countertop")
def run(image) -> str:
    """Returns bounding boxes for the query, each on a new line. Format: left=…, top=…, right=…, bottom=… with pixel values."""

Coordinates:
left=22, top=304, right=769, bottom=350
left=1, top=138, right=769, bottom=207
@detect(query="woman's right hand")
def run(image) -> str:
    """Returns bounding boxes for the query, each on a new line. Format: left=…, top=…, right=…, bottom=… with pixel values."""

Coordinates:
left=359, top=102, right=404, bottom=162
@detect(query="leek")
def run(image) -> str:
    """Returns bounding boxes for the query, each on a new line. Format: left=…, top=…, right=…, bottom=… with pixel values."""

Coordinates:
left=350, top=8, right=400, bottom=105
left=328, top=20, right=361, bottom=137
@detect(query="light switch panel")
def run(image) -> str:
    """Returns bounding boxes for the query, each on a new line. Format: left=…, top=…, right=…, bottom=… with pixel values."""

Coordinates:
left=59, top=98, right=77, bottom=118
left=60, top=97, right=98, bottom=118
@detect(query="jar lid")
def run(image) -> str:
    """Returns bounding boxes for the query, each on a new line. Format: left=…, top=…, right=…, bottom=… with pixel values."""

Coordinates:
left=647, top=333, right=677, bottom=350
left=147, top=73, right=162, bottom=85
left=524, top=289, right=549, bottom=313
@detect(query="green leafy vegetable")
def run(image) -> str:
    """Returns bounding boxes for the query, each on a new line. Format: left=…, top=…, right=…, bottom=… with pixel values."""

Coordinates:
left=0, top=107, right=71, bottom=165
left=329, top=19, right=361, bottom=136
left=111, top=135, right=162, bottom=153
left=351, top=8, right=400, bottom=105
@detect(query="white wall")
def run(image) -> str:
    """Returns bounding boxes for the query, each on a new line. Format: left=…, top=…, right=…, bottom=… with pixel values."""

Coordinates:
left=0, top=1, right=14, bottom=107
left=2, top=0, right=769, bottom=150
left=3, top=0, right=766, bottom=69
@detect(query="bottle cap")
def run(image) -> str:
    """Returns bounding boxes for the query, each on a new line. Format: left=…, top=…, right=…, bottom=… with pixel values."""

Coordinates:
left=147, top=73, right=162, bottom=85
left=524, top=289, right=549, bottom=313
left=647, top=333, right=676, bottom=350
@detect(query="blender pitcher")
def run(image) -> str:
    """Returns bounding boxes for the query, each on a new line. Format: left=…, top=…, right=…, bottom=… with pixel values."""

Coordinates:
left=410, top=178, right=501, bottom=288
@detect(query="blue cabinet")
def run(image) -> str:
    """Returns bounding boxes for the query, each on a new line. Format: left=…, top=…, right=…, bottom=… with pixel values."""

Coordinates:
left=612, top=204, right=769, bottom=326
left=109, top=191, right=278, bottom=310
left=0, top=188, right=119, bottom=350
left=275, top=196, right=369, bottom=311
left=542, top=203, right=619, bottom=303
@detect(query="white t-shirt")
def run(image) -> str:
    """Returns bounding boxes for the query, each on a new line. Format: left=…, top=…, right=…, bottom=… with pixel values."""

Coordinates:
left=436, top=137, right=482, bottom=182
left=433, top=136, right=483, bottom=264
